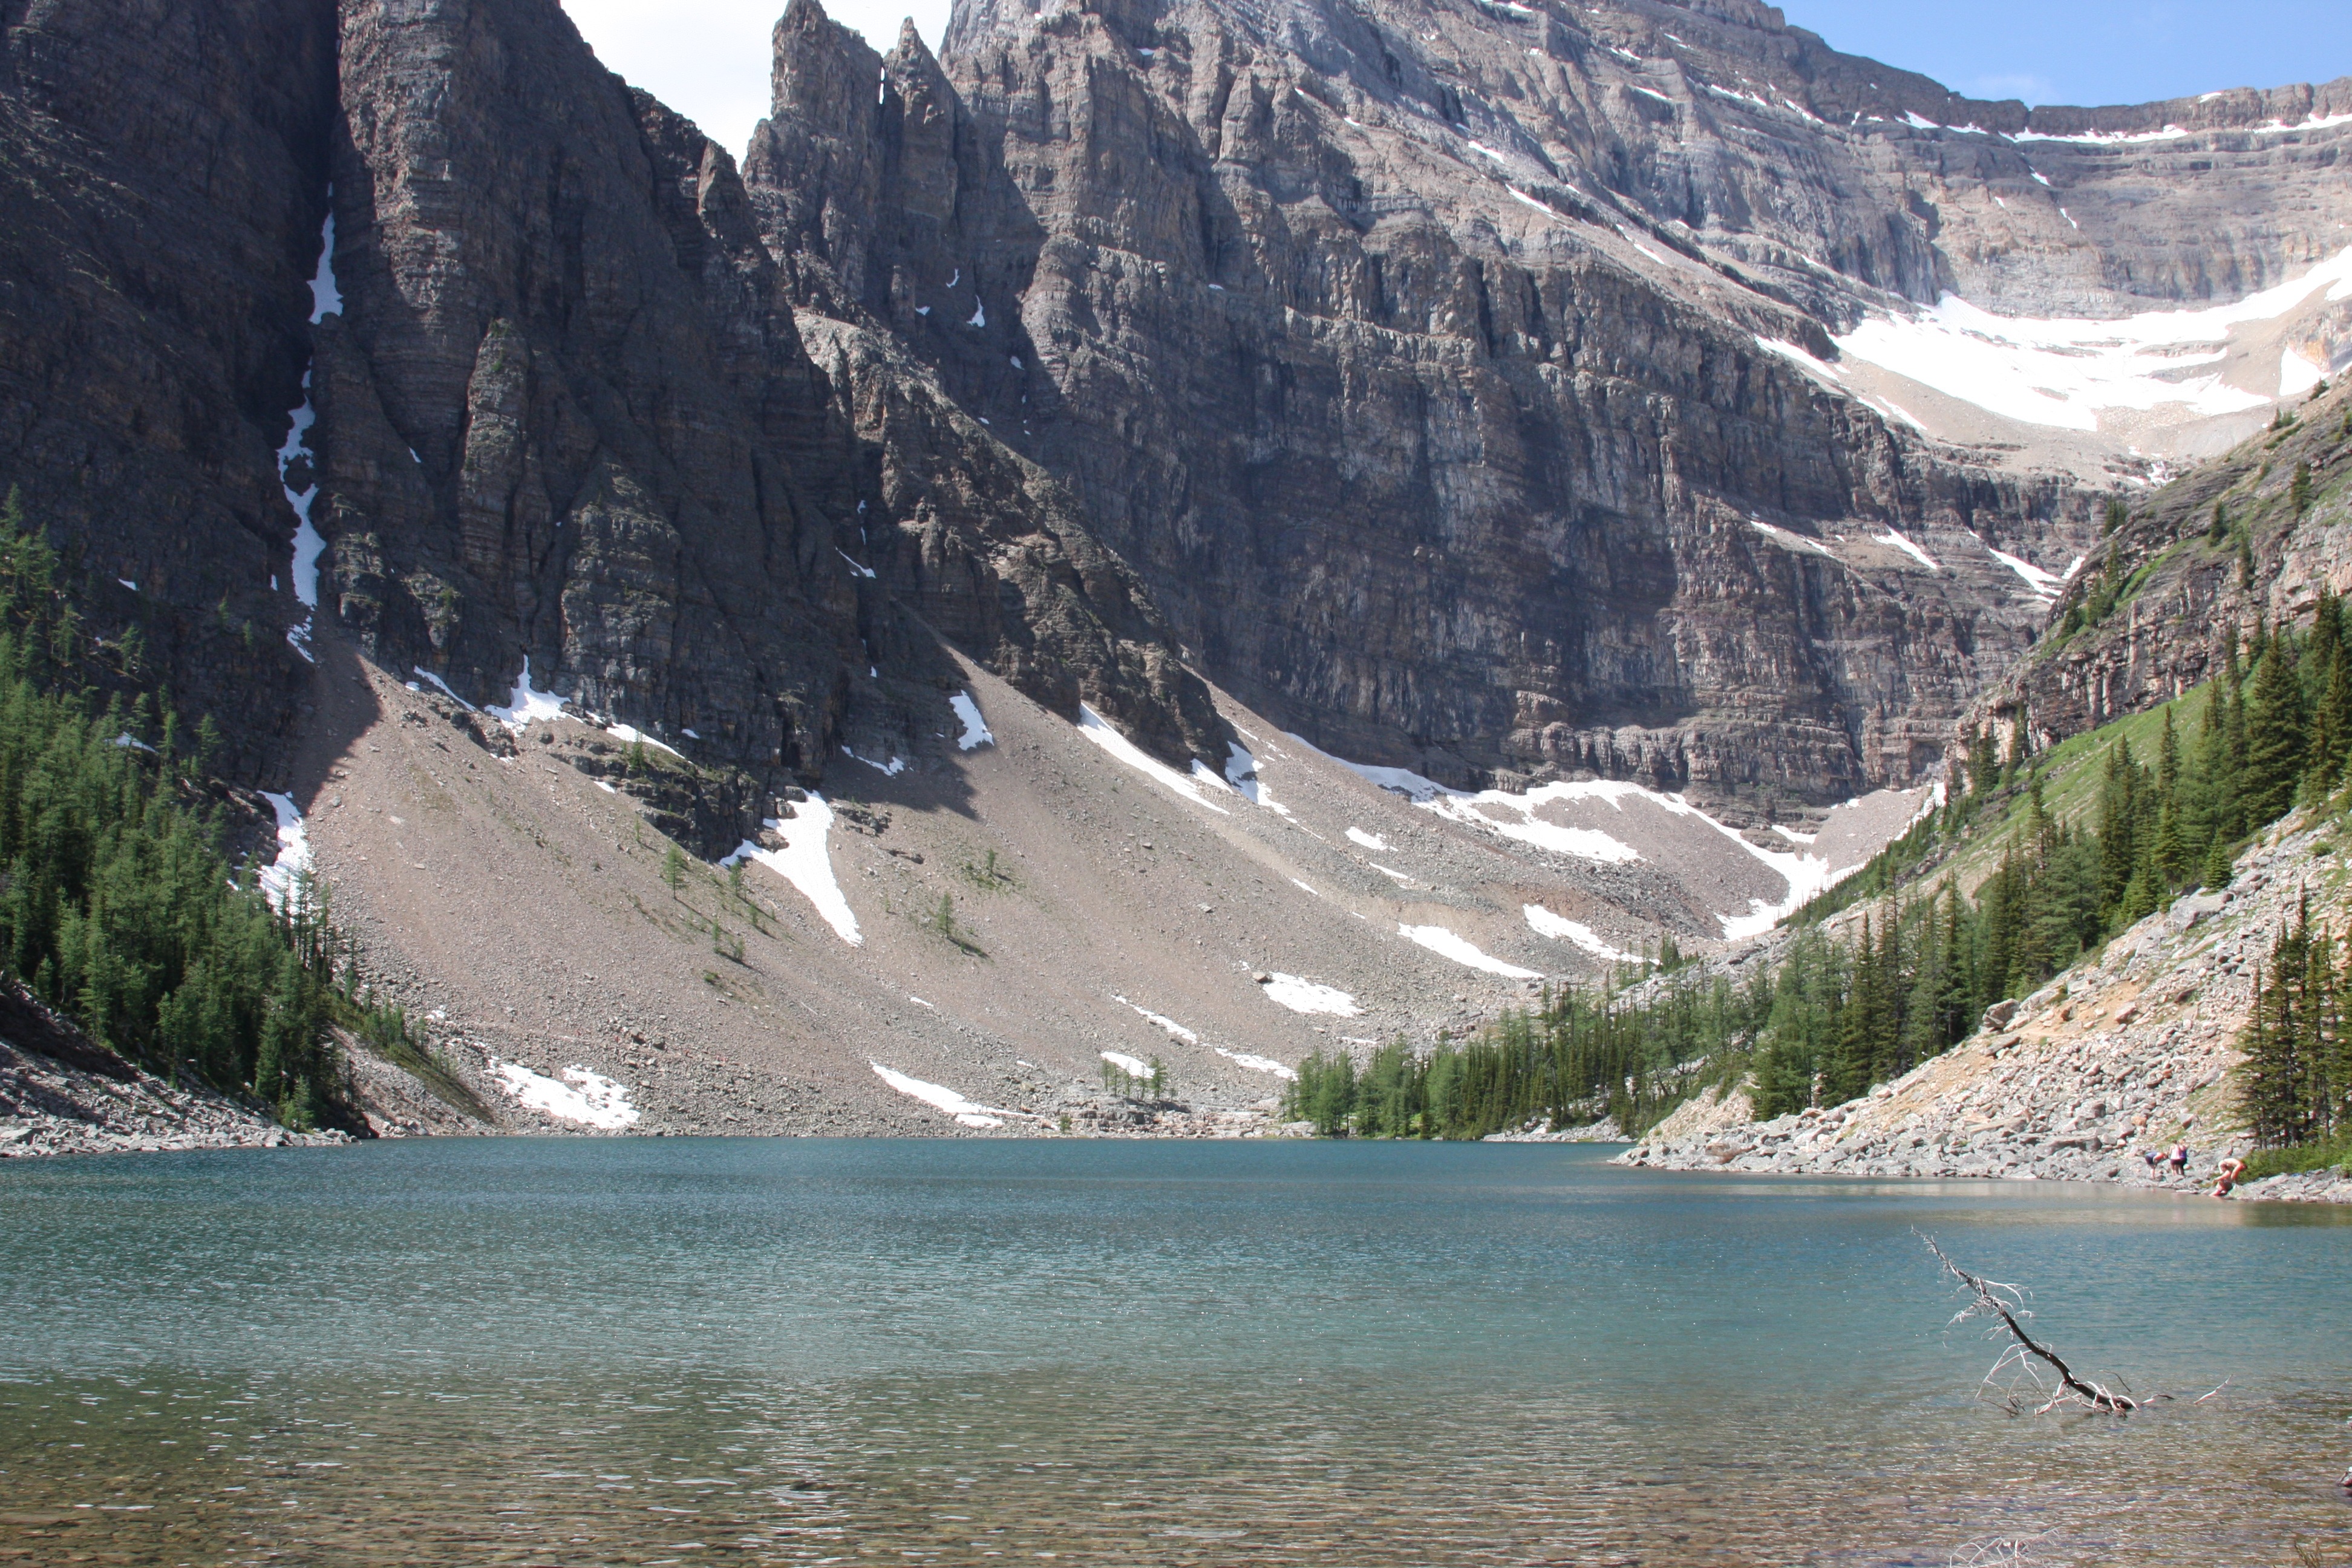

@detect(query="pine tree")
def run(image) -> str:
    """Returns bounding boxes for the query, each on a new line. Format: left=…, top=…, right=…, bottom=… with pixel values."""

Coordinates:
left=2322, top=645, right=2352, bottom=793
left=2154, top=795, right=2189, bottom=887
left=1967, top=725, right=1998, bottom=800
left=2293, top=460, right=2313, bottom=515
left=1935, top=885, right=1973, bottom=1047
left=2096, top=740, right=2139, bottom=915
left=2156, top=705, right=2181, bottom=797
left=2190, top=678, right=2231, bottom=850
left=2115, top=842, right=2163, bottom=929
left=2209, top=501, right=2230, bottom=544
left=2243, top=635, right=2309, bottom=826
left=2203, top=832, right=2234, bottom=891
left=2225, top=676, right=2250, bottom=840
left=1824, top=914, right=1877, bottom=1105
left=2308, top=587, right=2342, bottom=684
left=2241, top=909, right=2321, bottom=1148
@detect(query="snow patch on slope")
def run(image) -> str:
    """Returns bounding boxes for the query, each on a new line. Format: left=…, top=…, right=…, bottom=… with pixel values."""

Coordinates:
left=1215, top=1047, right=1297, bottom=1080
left=490, top=1062, right=639, bottom=1129
left=485, top=659, right=569, bottom=732
left=1076, top=705, right=1230, bottom=813
left=1988, top=546, right=2064, bottom=599
left=725, top=795, right=861, bottom=946
left=1261, top=973, right=1361, bottom=1016
left=1524, top=905, right=1641, bottom=962
left=1875, top=529, right=1939, bottom=572
left=1116, top=997, right=1200, bottom=1044
left=1399, top=923, right=1541, bottom=978
left=1223, top=742, right=1290, bottom=815
left=256, top=792, right=312, bottom=914
left=871, top=1062, right=1003, bottom=1128
left=951, top=691, right=994, bottom=750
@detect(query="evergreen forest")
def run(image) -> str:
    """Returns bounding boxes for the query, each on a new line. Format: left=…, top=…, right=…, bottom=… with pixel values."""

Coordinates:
left=0, top=492, right=374, bottom=1129
left=1291, top=590, right=2352, bottom=1141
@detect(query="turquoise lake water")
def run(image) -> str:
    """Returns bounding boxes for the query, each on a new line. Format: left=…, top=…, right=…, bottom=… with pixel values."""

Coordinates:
left=1, top=1140, right=2347, bottom=1565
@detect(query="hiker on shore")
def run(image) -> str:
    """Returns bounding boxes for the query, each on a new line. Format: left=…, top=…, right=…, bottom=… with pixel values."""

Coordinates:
left=2168, top=1142, right=2190, bottom=1175
left=2212, top=1157, right=2247, bottom=1198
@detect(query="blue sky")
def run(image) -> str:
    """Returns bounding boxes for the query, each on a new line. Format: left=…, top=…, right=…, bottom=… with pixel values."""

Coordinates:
left=1777, top=0, right=2351, bottom=107
left=560, top=0, right=2350, bottom=157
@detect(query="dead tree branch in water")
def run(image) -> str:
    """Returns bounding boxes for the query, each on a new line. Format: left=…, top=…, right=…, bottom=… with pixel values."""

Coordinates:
left=1950, top=1530, right=2051, bottom=1567
left=1918, top=1232, right=2140, bottom=1414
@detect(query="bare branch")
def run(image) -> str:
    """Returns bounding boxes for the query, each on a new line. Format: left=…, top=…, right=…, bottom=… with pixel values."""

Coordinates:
left=1950, top=1529, right=2051, bottom=1567
left=1918, top=1230, right=2140, bottom=1414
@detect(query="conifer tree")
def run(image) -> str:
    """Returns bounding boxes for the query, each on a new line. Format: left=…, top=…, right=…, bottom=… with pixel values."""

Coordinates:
left=2225, top=676, right=2250, bottom=838
left=2293, top=460, right=2313, bottom=515
left=2096, top=740, right=2140, bottom=915
left=2241, top=908, right=2318, bottom=1148
left=1967, top=724, right=1998, bottom=800
left=2154, top=795, right=2189, bottom=887
left=2307, top=587, right=2341, bottom=682
left=2320, top=644, right=2352, bottom=792
left=1935, top=886, right=1973, bottom=1046
left=2115, top=843, right=2162, bottom=929
left=2243, top=635, right=2308, bottom=825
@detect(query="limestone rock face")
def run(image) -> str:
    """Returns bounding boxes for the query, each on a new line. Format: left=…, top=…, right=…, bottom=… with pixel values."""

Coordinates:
left=746, top=0, right=2155, bottom=803
left=2, top=0, right=2345, bottom=818
left=0, top=0, right=341, bottom=779
left=1982, top=380, right=2352, bottom=751
left=0, top=0, right=1226, bottom=826
left=315, top=0, right=1227, bottom=798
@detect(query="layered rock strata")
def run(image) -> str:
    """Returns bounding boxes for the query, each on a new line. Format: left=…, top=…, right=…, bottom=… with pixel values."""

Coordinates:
left=747, top=0, right=2155, bottom=804
left=1984, top=380, right=2351, bottom=751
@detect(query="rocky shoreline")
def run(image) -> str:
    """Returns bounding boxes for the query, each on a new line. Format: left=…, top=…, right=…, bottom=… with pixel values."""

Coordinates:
left=0, top=1033, right=350, bottom=1159
left=1620, top=817, right=2348, bottom=1204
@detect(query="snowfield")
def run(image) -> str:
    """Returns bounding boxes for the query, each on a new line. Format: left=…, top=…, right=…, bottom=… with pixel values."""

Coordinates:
left=1399, top=923, right=1542, bottom=978
left=1261, top=973, right=1361, bottom=1016
left=490, top=1062, right=640, bottom=1129
left=1524, top=904, right=1641, bottom=962
left=725, top=795, right=861, bottom=946
left=1833, top=245, right=2352, bottom=432
left=871, top=1062, right=1004, bottom=1128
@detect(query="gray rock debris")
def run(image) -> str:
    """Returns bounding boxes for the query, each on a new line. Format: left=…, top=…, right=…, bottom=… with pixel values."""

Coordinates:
left=1621, top=816, right=2345, bottom=1202
left=0, top=1035, right=347, bottom=1160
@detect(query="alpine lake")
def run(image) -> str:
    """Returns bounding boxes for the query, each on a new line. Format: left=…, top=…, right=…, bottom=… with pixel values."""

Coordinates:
left=2, top=1139, right=2347, bottom=1566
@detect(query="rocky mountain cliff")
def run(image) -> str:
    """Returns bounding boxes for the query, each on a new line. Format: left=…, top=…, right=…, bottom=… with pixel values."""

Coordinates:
left=746, top=0, right=2349, bottom=806
left=0, top=0, right=1229, bottom=855
left=1987, top=380, right=2350, bottom=750
left=1, top=0, right=2347, bottom=835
